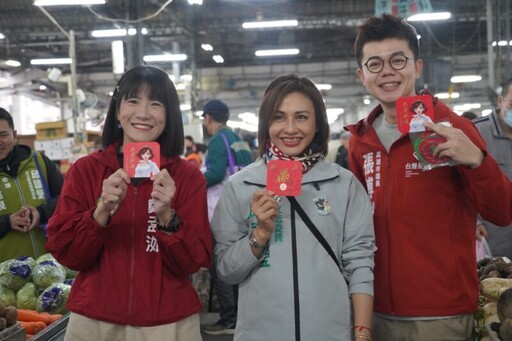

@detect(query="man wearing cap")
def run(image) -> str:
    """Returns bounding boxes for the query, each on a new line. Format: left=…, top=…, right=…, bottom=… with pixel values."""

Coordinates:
left=201, top=99, right=247, bottom=335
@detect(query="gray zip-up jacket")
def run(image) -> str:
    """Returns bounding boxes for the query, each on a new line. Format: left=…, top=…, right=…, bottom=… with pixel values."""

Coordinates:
left=212, top=159, right=376, bottom=341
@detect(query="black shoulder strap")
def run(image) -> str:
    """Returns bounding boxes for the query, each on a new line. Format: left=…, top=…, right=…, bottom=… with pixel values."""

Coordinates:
left=287, top=196, right=342, bottom=274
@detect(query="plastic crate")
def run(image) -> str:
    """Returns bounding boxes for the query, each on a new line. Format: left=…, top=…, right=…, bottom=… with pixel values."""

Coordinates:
left=0, top=323, right=25, bottom=341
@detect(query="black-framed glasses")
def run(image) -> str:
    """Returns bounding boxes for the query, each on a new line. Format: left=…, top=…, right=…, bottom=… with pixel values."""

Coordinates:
left=363, top=54, right=412, bottom=73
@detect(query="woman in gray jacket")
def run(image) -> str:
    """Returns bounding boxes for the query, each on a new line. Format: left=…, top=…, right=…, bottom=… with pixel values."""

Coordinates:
left=211, top=74, right=376, bottom=341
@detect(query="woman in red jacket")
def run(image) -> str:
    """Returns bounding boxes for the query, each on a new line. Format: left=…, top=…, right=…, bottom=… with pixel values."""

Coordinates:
left=46, top=65, right=212, bottom=341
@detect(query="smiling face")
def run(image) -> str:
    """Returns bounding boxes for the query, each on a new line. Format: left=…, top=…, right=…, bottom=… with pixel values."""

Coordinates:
left=0, top=119, right=16, bottom=161
left=118, top=89, right=166, bottom=145
left=414, top=103, right=426, bottom=114
left=358, top=38, right=423, bottom=121
left=268, top=92, right=316, bottom=157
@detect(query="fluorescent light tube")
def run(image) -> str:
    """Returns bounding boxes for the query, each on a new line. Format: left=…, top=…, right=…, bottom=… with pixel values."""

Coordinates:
left=34, top=0, right=105, bottom=6
left=435, top=92, right=460, bottom=99
left=5, top=60, right=21, bottom=67
left=407, top=12, right=451, bottom=21
left=213, top=55, right=224, bottom=63
left=201, top=44, right=213, bottom=51
left=450, top=75, right=482, bottom=83
left=315, top=83, right=332, bottom=91
left=112, top=40, right=124, bottom=74
left=143, top=54, right=187, bottom=62
left=255, top=48, right=300, bottom=57
left=243, top=20, right=298, bottom=29
left=0, top=33, right=4, bottom=40
left=30, top=58, right=72, bottom=65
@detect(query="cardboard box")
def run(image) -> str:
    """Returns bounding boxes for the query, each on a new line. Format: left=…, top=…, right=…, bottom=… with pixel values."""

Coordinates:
left=35, top=121, right=67, bottom=140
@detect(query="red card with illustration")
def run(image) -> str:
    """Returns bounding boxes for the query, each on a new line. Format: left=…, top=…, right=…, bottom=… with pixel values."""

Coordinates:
left=123, top=142, right=161, bottom=178
left=266, top=160, right=302, bottom=196
left=396, top=95, right=434, bottom=134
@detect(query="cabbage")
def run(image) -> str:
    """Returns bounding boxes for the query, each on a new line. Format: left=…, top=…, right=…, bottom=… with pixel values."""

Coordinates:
left=32, top=260, right=66, bottom=289
left=36, top=283, right=71, bottom=314
left=0, top=259, right=32, bottom=291
left=36, top=253, right=56, bottom=264
left=15, top=256, right=37, bottom=271
left=16, top=282, right=38, bottom=310
left=0, top=285, right=16, bottom=306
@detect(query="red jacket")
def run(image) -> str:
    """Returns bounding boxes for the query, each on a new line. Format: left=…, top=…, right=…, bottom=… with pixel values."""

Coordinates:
left=46, top=144, right=212, bottom=326
left=346, top=94, right=512, bottom=317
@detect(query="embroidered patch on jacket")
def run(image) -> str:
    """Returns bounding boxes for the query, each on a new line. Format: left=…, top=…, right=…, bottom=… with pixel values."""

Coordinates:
left=313, top=196, right=331, bottom=216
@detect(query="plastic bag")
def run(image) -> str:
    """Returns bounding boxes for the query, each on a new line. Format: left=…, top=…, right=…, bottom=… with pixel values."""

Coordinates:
left=476, top=237, right=493, bottom=261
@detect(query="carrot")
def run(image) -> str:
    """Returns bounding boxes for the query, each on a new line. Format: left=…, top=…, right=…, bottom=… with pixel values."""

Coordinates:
left=17, top=309, right=51, bottom=324
left=19, top=321, right=47, bottom=334
left=40, top=312, right=63, bottom=324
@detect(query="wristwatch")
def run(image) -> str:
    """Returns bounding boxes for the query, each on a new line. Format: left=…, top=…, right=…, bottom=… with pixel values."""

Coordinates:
left=249, top=230, right=267, bottom=249
left=157, top=211, right=181, bottom=233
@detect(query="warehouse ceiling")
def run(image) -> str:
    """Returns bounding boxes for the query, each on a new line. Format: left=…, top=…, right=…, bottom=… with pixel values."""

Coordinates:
left=0, top=0, right=511, bottom=123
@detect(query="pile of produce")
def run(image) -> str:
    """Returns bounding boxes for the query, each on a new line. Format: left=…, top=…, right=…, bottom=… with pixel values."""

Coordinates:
left=0, top=254, right=74, bottom=314
left=476, top=257, right=512, bottom=340
left=0, top=303, right=63, bottom=339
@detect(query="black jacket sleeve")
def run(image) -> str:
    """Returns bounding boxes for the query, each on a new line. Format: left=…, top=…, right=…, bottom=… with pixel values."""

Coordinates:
left=36, top=155, right=64, bottom=224
left=0, top=214, right=12, bottom=238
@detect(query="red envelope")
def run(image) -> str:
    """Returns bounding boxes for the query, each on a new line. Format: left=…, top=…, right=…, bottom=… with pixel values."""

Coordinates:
left=396, top=95, right=434, bottom=134
left=123, top=142, right=161, bottom=178
left=266, top=160, right=302, bottom=196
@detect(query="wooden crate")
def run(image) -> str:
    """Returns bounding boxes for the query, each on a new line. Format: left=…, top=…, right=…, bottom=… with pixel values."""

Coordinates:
left=35, top=121, right=67, bottom=140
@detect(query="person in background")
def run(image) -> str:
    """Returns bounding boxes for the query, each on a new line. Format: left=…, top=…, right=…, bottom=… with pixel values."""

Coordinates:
left=0, top=107, right=63, bottom=262
left=184, top=136, right=203, bottom=167
left=335, top=131, right=351, bottom=169
left=325, top=132, right=341, bottom=163
left=473, top=79, right=512, bottom=257
left=462, top=111, right=478, bottom=120
left=212, top=74, right=376, bottom=341
left=347, top=14, right=512, bottom=341
left=45, top=65, right=212, bottom=341
left=201, top=99, right=251, bottom=335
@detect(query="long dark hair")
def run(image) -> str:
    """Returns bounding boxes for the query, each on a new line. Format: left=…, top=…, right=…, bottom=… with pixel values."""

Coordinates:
left=102, top=65, right=184, bottom=156
left=257, top=74, right=329, bottom=158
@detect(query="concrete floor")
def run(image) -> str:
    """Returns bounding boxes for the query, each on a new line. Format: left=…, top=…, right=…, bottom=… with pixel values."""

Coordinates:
left=200, top=312, right=234, bottom=341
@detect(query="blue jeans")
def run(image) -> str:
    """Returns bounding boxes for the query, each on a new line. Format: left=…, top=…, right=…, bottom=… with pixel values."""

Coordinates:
left=210, top=264, right=237, bottom=326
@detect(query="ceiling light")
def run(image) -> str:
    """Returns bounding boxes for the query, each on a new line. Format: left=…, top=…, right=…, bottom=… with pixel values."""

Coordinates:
left=30, top=58, right=72, bottom=65
left=454, top=103, right=482, bottom=112
left=255, top=48, right=300, bottom=57
left=0, top=33, right=4, bottom=40
left=435, top=92, right=460, bottom=99
left=111, top=40, right=124, bottom=74
left=243, top=20, right=298, bottom=29
left=213, top=55, right=224, bottom=63
left=92, top=28, right=147, bottom=38
left=407, top=12, right=451, bottom=21
left=450, top=75, right=482, bottom=83
left=187, top=0, right=203, bottom=4
left=143, top=54, right=187, bottom=62
left=5, top=60, right=21, bottom=67
left=201, top=44, right=213, bottom=51
left=315, top=83, right=332, bottom=91
left=180, top=104, right=191, bottom=111
left=34, top=0, right=105, bottom=6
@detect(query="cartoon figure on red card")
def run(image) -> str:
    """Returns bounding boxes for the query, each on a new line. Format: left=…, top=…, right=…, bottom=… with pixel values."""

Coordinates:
left=134, top=147, right=160, bottom=177
left=123, top=142, right=160, bottom=178
left=409, top=100, right=433, bottom=133
left=396, top=95, right=434, bottom=134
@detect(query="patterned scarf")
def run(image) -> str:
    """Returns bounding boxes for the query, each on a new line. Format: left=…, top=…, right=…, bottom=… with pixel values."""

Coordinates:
left=265, top=139, right=323, bottom=174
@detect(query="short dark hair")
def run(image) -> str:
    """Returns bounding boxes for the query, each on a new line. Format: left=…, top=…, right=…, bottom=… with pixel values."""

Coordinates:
left=0, top=107, right=14, bottom=130
left=185, top=135, right=194, bottom=143
left=501, top=79, right=512, bottom=97
left=461, top=111, right=478, bottom=120
left=102, top=65, right=184, bottom=157
left=136, top=146, right=155, bottom=159
left=257, top=74, right=329, bottom=158
left=354, top=14, right=420, bottom=67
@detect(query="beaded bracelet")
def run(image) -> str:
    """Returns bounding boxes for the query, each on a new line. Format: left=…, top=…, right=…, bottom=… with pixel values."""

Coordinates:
left=355, top=335, right=371, bottom=341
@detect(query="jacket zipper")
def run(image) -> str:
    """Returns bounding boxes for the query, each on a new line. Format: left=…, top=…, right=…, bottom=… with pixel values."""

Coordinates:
left=13, top=179, right=40, bottom=259
left=127, top=186, right=137, bottom=323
